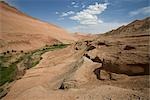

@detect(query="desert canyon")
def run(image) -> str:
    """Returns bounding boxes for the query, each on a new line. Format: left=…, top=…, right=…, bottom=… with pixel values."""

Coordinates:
left=0, top=1, right=150, bottom=100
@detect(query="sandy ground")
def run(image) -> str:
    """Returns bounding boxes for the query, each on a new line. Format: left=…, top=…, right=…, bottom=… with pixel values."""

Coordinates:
left=3, top=46, right=150, bottom=100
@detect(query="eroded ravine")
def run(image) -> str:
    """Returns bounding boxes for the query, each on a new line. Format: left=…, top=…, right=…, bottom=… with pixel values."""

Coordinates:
left=3, top=45, right=85, bottom=99
left=2, top=22, right=150, bottom=100
left=0, top=44, right=68, bottom=99
left=3, top=42, right=150, bottom=100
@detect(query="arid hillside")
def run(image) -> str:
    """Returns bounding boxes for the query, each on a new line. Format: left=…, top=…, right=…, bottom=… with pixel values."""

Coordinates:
left=104, top=17, right=150, bottom=36
left=2, top=16, right=150, bottom=100
left=0, top=1, right=77, bottom=53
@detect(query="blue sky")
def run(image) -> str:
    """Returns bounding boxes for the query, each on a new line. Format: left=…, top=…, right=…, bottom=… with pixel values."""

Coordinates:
left=6, top=0, right=150, bottom=33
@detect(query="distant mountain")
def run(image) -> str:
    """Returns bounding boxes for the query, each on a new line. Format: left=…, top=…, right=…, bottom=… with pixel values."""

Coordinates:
left=104, top=17, right=150, bottom=35
left=0, top=1, right=77, bottom=52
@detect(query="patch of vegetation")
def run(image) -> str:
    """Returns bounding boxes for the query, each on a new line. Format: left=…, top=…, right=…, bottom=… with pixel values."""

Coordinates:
left=0, top=44, right=68, bottom=86
left=0, top=54, right=23, bottom=86
left=0, top=63, right=17, bottom=85
left=0, top=88, right=3, bottom=93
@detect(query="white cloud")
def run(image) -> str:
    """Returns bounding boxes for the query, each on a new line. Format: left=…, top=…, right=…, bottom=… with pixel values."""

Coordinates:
left=73, top=5, right=79, bottom=8
left=69, top=22, right=127, bottom=34
left=129, top=6, right=150, bottom=16
left=71, top=1, right=76, bottom=5
left=55, top=12, right=59, bottom=14
left=82, top=4, right=85, bottom=8
left=70, top=2, right=108, bottom=25
left=61, top=11, right=75, bottom=17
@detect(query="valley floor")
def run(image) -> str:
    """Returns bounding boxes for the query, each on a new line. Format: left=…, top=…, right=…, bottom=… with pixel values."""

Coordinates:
left=3, top=45, right=149, bottom=100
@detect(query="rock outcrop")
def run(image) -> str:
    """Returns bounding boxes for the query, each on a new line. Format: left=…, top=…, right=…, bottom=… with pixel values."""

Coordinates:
left=82, top=17, right=150, bottom=76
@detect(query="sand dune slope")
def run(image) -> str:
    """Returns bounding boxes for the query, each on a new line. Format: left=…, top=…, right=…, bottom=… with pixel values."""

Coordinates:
left=0, top=2, right=77, bottom=52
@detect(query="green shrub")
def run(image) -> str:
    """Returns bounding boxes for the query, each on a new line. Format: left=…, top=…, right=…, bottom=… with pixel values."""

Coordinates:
left=0, top=63, right=17, bottom=86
